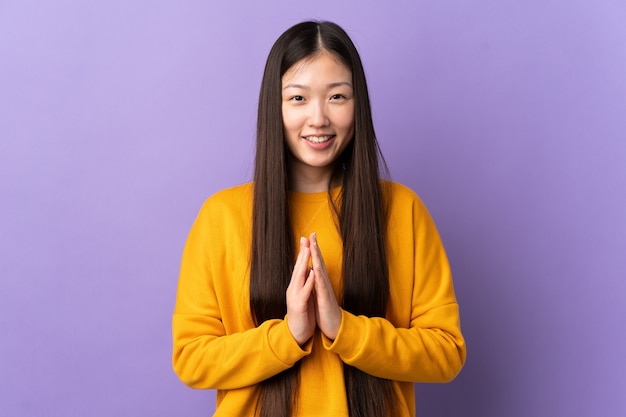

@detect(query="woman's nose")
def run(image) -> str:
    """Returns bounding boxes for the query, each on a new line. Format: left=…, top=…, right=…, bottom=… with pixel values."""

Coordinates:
left=307, top=100, right=329, bottom=127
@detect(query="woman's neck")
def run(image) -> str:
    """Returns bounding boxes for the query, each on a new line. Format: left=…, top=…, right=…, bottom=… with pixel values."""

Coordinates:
left=288, top=164, right=340, bottom=193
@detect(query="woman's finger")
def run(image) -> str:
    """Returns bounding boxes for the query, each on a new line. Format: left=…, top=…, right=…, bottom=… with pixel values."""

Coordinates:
left=286, top=237, right=316, bottom=345
left=290, top=237, right=310, bottom=288
left=309, top=232, right=326, bottom=271
left=309, top=232, right=342, bottom=340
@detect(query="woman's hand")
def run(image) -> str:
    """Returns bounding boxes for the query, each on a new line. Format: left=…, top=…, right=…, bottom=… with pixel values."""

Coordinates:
left=309, top=232, right=342, bottom=340
left=286, top=237, right=317, bottom=345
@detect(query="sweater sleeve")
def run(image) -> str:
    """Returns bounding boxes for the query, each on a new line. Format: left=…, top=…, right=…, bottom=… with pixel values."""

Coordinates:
left=172, top=192, right=311, bottom=390
left=322, top=187, right=466, bottom=382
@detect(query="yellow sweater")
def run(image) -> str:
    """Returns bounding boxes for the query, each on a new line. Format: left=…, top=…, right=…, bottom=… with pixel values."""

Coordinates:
left=172, top=181, right=465, bottom=417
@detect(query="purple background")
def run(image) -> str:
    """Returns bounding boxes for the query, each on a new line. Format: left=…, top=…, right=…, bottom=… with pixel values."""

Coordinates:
left=1, top=1, right=625, bottom=416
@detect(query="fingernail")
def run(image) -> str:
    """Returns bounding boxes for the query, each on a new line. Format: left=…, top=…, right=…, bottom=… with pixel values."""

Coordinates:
left=300, top=236, right=306, bottom=245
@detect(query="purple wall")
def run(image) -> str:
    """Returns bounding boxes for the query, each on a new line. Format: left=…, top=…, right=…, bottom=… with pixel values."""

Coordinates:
left=1, top=1, right=624, bottom=416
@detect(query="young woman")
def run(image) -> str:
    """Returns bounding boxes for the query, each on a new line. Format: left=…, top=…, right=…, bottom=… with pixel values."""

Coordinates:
left=172, top=21, right=466, bottom=417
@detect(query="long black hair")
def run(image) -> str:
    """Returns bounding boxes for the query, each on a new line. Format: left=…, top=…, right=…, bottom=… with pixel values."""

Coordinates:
left=250, top=21, right=396, bottom=417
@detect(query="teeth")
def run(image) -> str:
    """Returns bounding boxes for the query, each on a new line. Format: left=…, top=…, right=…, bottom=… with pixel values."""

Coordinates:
left=304, top=135, right=332, bottom=143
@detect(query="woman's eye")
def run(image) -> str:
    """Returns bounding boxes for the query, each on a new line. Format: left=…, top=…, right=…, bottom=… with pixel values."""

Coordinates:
left=291, top=95, right=304, bottom=101
left=330, top=94, right=345, bottom=100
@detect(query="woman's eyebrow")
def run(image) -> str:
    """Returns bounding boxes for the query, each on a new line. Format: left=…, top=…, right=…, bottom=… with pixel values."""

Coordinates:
left=327, top=81, right=353, bottom=89
left=282, top=81, right=353, bottom=90
left=282, top=83, right=308, bottom=90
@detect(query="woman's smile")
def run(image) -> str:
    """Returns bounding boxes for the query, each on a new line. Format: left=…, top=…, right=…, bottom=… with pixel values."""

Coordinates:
left=303, top=134, right=334, bottom=144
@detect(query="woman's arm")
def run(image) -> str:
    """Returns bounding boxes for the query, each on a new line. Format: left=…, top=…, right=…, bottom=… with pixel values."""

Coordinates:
left=320, top=186, right=466, bottom=382
left=172, top=194, right=312, bottom=390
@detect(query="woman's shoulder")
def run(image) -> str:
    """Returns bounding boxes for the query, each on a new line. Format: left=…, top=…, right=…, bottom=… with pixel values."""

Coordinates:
left=208, top=182, right=253, bottom=201
left=200, top=182, right=254, bottom=214
left=384, top=180, right=423, bottom=205
left=384, top=181, right=440, bottom=233
left=186, top=183, right=253, bottom=241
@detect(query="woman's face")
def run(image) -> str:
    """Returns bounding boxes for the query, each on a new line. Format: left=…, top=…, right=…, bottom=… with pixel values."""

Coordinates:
left=281, top=51, right=354, bottom=186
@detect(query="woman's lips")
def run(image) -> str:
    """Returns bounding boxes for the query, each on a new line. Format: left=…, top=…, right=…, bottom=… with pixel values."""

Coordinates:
left=303, top=135, right=334, bottom=144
